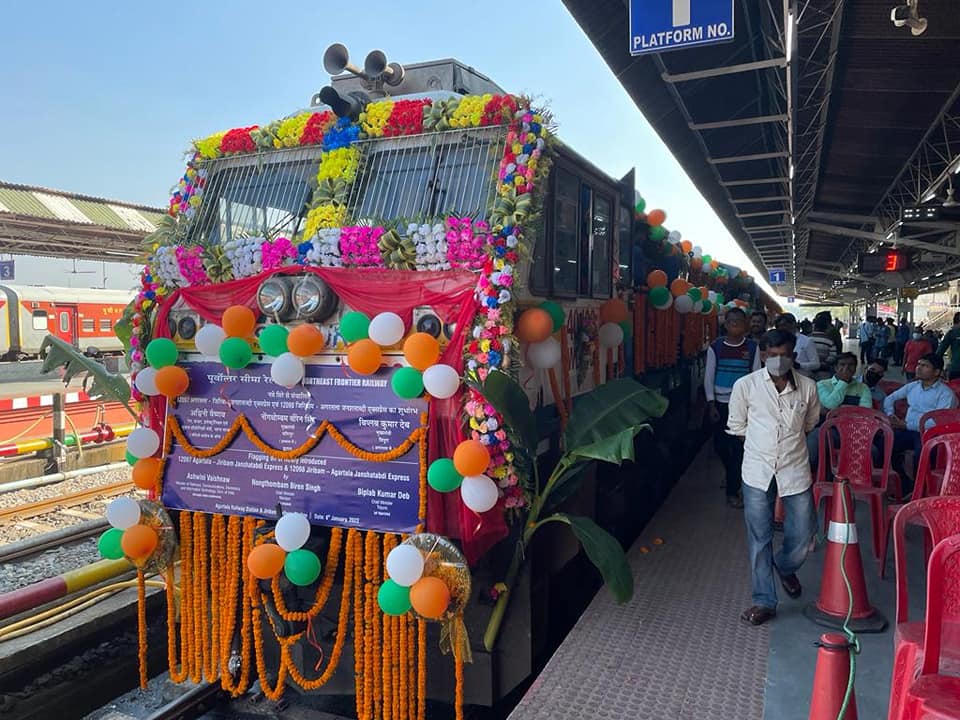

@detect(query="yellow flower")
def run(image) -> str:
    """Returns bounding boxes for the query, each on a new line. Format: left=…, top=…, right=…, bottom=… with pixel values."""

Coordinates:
left=480, top=340, right=491, bottom=352
left=493, top=259, right=505, bottom=270
left=317, top=147, right=361, bottom=183
left=195, top=131, right=226, bottom=159
left=360, top=100, right=394, bottom=137
left=276, top=113, right=312, bottom=148
left=304, top=204, right=347, bottom=237
left=513, top=175, right=524, bottom=186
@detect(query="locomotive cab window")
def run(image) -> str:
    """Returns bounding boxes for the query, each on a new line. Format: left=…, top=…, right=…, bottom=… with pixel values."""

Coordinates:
left=32, top=311, right=47, bottom=331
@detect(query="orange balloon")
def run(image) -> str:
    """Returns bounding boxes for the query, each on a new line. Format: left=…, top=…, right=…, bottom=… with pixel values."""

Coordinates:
left=121, top=524, right=159, bottom=561
left=348, top=339, right=382, bottom=376
left=710, top=260, right=719, bottom=270
left=453, top=439, right=490, bottom=477
left=647, top=209, right=667, bottom=227
left=670, top=278, right=689, bottom=298
left=154, top=365, right=189, bottom=399
left=288, top=324, right=325, bottom=357
left=516, top=308, right=553, bottom=343
left=646, top=270, right=668, bottom=288
left=132, top=458, right=163, bottom=491
left=403, top=333, right=441, bottom=371
left=223, top=305, right=257, bottom=338
left=599, top=299, right=629, bottom=324
left=680, top=240, right=693, bottom=254
left=409, top=576, right=451, bottom=620
left=247, top=543, right=286, bottom=579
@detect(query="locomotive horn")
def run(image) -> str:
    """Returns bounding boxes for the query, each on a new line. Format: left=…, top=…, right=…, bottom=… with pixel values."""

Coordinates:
left=323, top=43, right=366, bottom=78
left=318, top=85, right=371, bottom=120
left=363, top=50, right=405, bottom=86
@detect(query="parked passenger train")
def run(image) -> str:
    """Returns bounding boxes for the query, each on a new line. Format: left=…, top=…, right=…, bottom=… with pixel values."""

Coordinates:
left=0, top=284, right=132, bottom=360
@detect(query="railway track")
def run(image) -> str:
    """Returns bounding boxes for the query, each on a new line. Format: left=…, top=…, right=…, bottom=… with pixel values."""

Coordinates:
left=0, top=480, right=132, bottom=522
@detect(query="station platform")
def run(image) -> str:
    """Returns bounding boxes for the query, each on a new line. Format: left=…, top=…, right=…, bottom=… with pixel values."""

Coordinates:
left=508, top=443, right=927, bottom=720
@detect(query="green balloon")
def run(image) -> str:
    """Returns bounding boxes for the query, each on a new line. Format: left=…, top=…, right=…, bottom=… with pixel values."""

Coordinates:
left=619, top=319, right=633, bottom=338
left=98, top=528, right=125, bottom=560
left=220, top=337, right=253, bottom=369
left=635, top=197, right=646, bottom=213
left=391, top=367, right=424, bottom=399
left=145, top=338, right=178, bottom=368
left=427, top=458, right=463, bottom=493
left=701, top=300, right=714, bottom=313
left=125, top=450, right=138, bottom=466
left=649, top=225, right=667, bottom=242
left=649, top=286, right=671, bottom=307
left=716, top=293, right=725, bottom=305
left=702, top=254, right=712, bottom=265
left=687, top=287, right=702, bottom=303
left=258, top=325, right=289, bottom=357
left=340, top=311, right=371, bottom=343
left=538, top=301, right=565, bottom=333
left=284, top=549, right=322, bottom=587
left=378, top=579, right=412, bottom=616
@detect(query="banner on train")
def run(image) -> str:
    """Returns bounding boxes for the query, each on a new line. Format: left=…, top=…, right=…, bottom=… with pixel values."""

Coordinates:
left=629, top=0, right=736, bottom=56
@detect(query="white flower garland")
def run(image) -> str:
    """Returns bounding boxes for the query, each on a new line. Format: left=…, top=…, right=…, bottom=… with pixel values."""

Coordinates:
left=304, top=228, right=343, bottom=267
left=410, top=222, right=450, bottom=271
left=151, top=246, right=187, bottom=288
left=222, top=236, right=264, bottom=278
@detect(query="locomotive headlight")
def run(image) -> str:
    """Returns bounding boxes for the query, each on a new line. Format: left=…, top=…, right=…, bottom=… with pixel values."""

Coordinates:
left=257, top=278, right=290, bottom=318
left=293, top=276, right=323, bottom=318
left=177, top=316, right=197, bottom=340
left=416, top=313, right=442, bottom=338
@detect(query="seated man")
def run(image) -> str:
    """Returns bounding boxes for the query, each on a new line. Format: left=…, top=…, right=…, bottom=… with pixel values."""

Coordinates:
left=859, top=357, right=889, bottom=409
left=806, top=353, right=872, bottom=470
left=883, top=353, right=958, bottom=494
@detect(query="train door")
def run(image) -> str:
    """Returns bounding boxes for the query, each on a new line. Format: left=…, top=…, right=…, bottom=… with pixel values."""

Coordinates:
left=53, top=305, right=78, bottom=346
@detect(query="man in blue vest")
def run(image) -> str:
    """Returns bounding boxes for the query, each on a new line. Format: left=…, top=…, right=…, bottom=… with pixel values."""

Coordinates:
left=705, top=307, right=761, bottom=508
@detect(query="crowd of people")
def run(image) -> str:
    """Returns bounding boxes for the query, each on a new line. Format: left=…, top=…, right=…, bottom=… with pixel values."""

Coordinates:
left=703, top=307, right=960, bottom=627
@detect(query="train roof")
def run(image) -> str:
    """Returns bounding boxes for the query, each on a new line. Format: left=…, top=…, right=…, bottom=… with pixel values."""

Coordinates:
left=0, top=284, right=135, bottom=303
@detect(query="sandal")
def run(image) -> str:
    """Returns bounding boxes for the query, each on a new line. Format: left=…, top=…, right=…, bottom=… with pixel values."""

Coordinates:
left=740, top=605, right=776, bottom=626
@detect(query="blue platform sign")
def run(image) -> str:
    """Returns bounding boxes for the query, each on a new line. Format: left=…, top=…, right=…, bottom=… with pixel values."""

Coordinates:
left=630, top=0, right=735, bottom=56
left=0, top=261, right=14, bottom=281
left=768, top=268, right=787, bottom=285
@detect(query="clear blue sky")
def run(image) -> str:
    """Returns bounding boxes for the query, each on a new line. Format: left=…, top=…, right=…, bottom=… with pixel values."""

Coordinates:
left=0, top=0, right=777, bottom=297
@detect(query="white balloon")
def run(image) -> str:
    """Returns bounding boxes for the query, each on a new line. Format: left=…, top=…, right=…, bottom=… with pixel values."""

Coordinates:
left=527, top=337, right=561, bottom=369
left=127, top=427, right=160, bottom=459
left=271, top=352, right=305, bottom=388
left=134, top=367, right=159, bottom=396
left=667, top=230, right=681, bottom=244
left=106, top=496, right=141, bottom=530
left=275, top=513, right=311, bottom=551
left=460, top=474, right=499, bottom=513
left=386, top=544, right=425, bottom=587
left=707, top=291, right=717, bottom=303
left=368, top=312, right=405, bottom=347
left=422, top=364, right=460, bottom=399
left=693, top=300, right=705, bottom=313
left=692, top=245, right=703, bottom=258
left=675, top=295, right=694, bottom=314
left=598, top=322, right=624, bottom=348
left=195, top=323, right=227, bottom=357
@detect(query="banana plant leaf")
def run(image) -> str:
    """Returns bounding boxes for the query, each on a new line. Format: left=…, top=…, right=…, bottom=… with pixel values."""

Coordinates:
left=559, top=513, right=633, bottom=603
left=564, top=378, right=667, bottom=454
left=467, top=370, right=538, bottom=458
left=39, top=336, right=137, bottom=420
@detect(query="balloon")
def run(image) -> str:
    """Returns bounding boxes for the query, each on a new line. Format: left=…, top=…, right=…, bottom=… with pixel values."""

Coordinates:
left=391, top=367, right=424, bottom=399
left=155, top=365, right=189, bottom=399
left=386, top=544, right=425, bottom=587
left=702, top=254, right=712, bottom=265
left=516, top=308, right=553, bottom=343
left=670, top=278, right=689, bottom=297
left=223, top=305, right=257, bottom=338
left=220, top=337, right=253, bottom=369
left=195, top=323, right=226, bottom=357
left=527, top=336, right=561, bottom=369
left=619, top=320, right=633, bottom=338
left=145, top=338, right=178, bottom=368
left=132, top=457, right=162, bottom=491
left=680, top=240, right=693, bottom=254
left=368, top=312, right=405, bottom=347
left=538, top=301, right=565, bottom=332
left=453, top=439, right=490, bottom=477
left=646, top=270, right=668, bottom=288
left=635, top=197, right=646, bottom=213
left=647, top=209, right=667, bottom=227
left=258, top=324, right=289, bottom=357
left=125, top=450, right=138, bottom=466
left=649, top=225, right=667, bottom=242
left=134, top=367, right=159, bottom=396
left=378, top=579, right=412, bottom=616
left=460, top=474, right=499, bottom=512
left=675, top=295, right=694, bottom=314
left=693, top=300, right=705, bottom=313
left=598, top=322, right=624, bottom=348
left=716, top=293, right=725, bottom=305
left=287, top=324, right=325, bottom=357
left=106, top=496, right=141, bottom=530
left=409, top=576, right=451, bottom=620
left=422, top=364, right=460, bottom=399
left=687, top=287, right=702, bottom=303
left=348, top=339, right=382, bottom=375
left=275, top=512, right=311, bottom=551
left=403, top=333, right=440, bottom=371
left=648, top=287, right=671, bottom=309
left=284, top=548, right=322, bottom=586
left=98, top=528, right=125, bottom=560
left=707, top=291, right=717, bottom=303
left=692, top=245, right=703, bottom=258
left=701, top=300, right=714, bottom=314
left=121, top=524, right=159, bottom=561
left=127, top=427, right=160, bottom=459
left=427, top=458, right=463, bottom=493
left=599, top=299, right=629, bottom=324
left=247, top=543, right=286, bottom=579
left=667, top=230, right=682, bottom=244
left=340, top=311, right=370, bottom=343
left=271, top=352, right=305, bottom=388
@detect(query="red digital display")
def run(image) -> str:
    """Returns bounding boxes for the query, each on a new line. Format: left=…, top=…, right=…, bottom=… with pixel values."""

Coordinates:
left=858, top=250, right=911, bottom=274
left=885, top=253, right=899, bottom=272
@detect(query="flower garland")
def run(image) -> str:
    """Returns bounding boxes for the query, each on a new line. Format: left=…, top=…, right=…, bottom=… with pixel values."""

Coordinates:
left=151, top=246, right=188, bottom=288
left=220, top=126, right=258, bottom=155
left=384, top=99, right=431, bottom=137
left=175, top=245, right=209, bottom=285
left=445, top=217, right=488, bottom=270
left=408, top=222, right=450, bottom=272
left=340, top=226, right=386, bottom=267
left=261, top=236, right=297, bottom=271
left=302, top=228, right=343, bottom=267
left=360, top=100, right=395, bottom=138
left=168, top=156, right=205, bottom=219
left=221, top=236, right=264, bottom=279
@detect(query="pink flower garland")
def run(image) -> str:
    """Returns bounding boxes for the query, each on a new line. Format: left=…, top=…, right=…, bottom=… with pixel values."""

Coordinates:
left=174, top=246, right=208, bottom=285
left=340, top=226, right=385, bottom=267
left=261, top=236, right=297, bottom=270
left=445, top=217, right=489, bottom=269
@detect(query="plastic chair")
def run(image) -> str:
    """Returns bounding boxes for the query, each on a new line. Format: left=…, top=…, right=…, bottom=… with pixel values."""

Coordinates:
left=826, top=406, right=891, bottom=424
left=922, top=422, right=960, bottom=499
left=814, top=414, right=892, bottom=561
left=888, top=497, right=960, bottom=720
left=920, top=410, right=960, bottom=435
left=893, top=532, right=960, bottom=719
left=822, top=407, right=900, bottom=497
left=881, top=379, right=906, bottom=395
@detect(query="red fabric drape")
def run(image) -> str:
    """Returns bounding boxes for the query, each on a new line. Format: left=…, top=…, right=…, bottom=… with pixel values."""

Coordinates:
left=152, top=267, right=508, bottom=564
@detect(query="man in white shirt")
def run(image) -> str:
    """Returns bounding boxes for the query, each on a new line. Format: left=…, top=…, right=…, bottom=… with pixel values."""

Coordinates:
left=774, top=313, right=820, bottom=377
left=727, top=329, right=821, bottom=626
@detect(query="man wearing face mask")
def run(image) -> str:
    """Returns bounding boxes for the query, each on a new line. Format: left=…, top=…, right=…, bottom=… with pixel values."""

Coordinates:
left=859, top=358, right=889, bottom=408
left=727, top=330, right=821, bottom=626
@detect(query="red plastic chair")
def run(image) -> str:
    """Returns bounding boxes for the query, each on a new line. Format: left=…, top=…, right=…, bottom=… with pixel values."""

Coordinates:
left=814, top=414, right=892, bottom=561
left=922, top=422, right=960, bottom=499
left=888, top=497, right=960, bottom=720
left=881, top=379, right=906, bottom=395
left=920, top=410, right=960, bottom=436
left=893, top=532, right=960, bottom=719
left=821, top=407, right=901, bottom=498
left=827, top=405, right=891, bottom=424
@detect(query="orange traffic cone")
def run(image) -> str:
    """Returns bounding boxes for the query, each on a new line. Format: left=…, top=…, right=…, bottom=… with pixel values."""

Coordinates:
left=808, top=633, right=858, bottom=719
left=803, top=478, right=887, bottom=632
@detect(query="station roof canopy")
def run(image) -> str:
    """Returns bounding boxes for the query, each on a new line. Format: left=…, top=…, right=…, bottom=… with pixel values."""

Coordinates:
left=0, top=182, right=166, bottom=262
left=564, top=0, right=960, bottom=302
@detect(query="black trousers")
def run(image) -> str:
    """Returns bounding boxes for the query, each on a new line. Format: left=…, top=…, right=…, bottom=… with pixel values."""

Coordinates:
left=713, top=402, right=743, bottom=498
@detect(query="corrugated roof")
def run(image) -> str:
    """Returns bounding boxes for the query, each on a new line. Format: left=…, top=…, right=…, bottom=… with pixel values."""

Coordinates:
left=0, top=181, right=166, bottom=232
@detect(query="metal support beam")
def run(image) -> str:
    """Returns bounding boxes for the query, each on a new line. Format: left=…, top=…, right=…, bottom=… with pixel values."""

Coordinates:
left=709, top=151, right=789, bottom=165
left=745, top=224, right=793, bottom=231
left=721, top=177, right=789, bottom=187
left=807, top=222, right=960, bottom=257
left=737, top=210, right=789, bottom=219
left=662, top=57, right=787, bottom=83
left=689, top=114, right=788, bottom=131
left=807, top=211, right=879, bottom=225
left=732, top=195, right=791, bottom=204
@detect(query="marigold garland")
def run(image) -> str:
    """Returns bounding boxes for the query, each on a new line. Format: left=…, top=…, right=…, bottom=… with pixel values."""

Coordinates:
left=269, top=527, right=343, bottom=621
left=137, top=570, right=148, bottom=689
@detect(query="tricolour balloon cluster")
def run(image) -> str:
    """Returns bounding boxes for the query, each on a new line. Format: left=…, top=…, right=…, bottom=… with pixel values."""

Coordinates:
left=425, top=439, right=498, bottom=513
left=246, top=513, right=322, bottom=586
left=598, top=299, right=630, bottom=349
left=378, top=537, right=461, bottom=621
left=516, top=300, right=566, bottom=369
left=99, top=497, right=159, bottom=564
